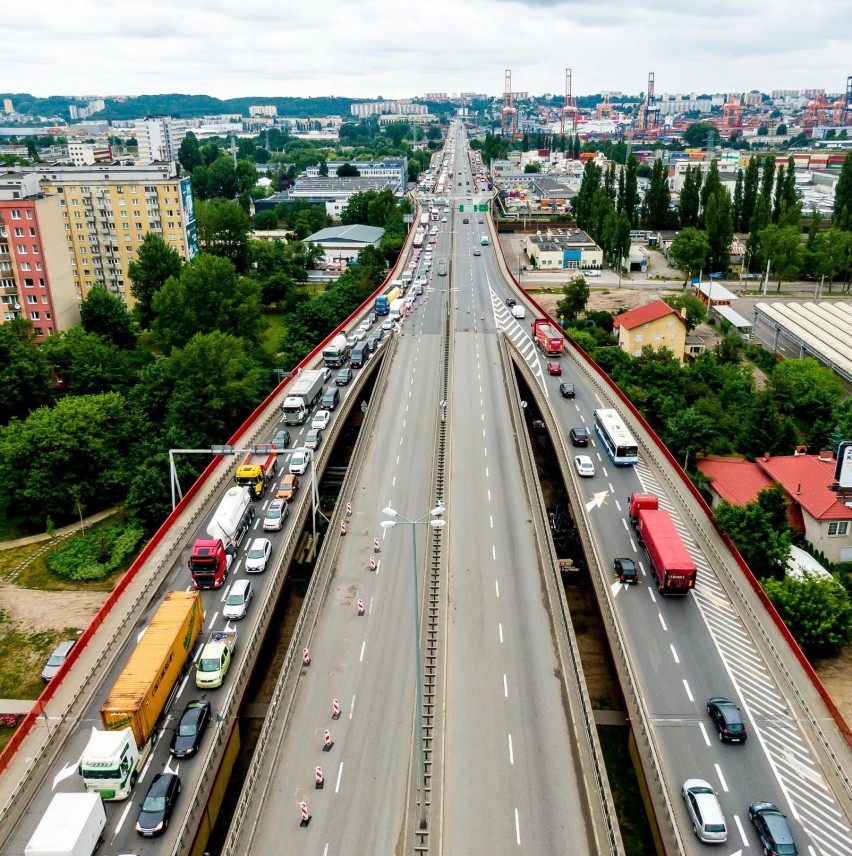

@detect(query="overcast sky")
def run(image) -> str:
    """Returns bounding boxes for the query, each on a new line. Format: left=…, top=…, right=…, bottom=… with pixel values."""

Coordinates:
left=8, top=0, right=851, bottom=101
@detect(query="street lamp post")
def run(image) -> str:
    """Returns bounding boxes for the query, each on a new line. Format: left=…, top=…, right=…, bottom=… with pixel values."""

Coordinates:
left=380, top=504, right=446, bottom=828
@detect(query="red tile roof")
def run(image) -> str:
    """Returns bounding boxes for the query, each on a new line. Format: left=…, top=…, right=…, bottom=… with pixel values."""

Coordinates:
left=756, top=454, right=850, bottom=521
left=698, top=453, right=852, bottom=522
left=697, top=457, right=774, bottom=506
left=613, top=299, right=680, bottom=330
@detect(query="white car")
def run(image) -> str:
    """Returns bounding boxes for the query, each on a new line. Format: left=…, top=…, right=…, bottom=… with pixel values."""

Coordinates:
left=381, top=319, right=394, bottom=331
left=574, top=455, right=595, bottom=477
left=346, top=336, right=357, bottom=348
left=358, top=320, right=371, bottom=332
left=682, top=779, right=727, bottom=843
left=305, top=428, right=322, bottom=450
left=441, top=216, right=447, bottom=222
left=223, top=579, right=253, bottom=620
left=245, top=538, right=272, bottom=573
left=353, top=329, right=367, bottom=341
left=311, top=410, right=330, bottom=430
left=584, top=269, right=601, bottom=277
left=289, top=448, right=312, bottom=475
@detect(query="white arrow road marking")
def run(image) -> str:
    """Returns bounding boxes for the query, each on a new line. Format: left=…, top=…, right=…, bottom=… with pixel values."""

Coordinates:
left=585, top=491, right=609, bottom=512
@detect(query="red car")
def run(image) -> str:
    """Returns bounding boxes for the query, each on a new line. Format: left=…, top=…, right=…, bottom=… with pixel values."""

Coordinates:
left=547, top=361, right=562, bottom=375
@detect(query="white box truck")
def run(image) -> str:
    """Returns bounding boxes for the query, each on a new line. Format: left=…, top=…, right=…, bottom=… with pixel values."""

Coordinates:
left=25, top=792, right=106, bottom=856
left=281, top=369, right=326, bottom=425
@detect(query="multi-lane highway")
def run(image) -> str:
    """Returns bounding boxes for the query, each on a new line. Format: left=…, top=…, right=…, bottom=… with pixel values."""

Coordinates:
left=3, top=119, right=851, bottom=856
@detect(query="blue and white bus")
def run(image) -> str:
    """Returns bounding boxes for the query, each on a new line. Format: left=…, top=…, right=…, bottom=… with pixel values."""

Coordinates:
left=593, top=408, right=639, bottom=465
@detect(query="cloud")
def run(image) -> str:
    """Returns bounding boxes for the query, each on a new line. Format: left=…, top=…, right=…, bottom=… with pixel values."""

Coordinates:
left=5, top=0, right=850, bottom=99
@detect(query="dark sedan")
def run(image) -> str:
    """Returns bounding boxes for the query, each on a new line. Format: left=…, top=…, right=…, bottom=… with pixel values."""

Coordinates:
left=707, top=696, right=748, bottom=743
left=169, top=700, right=211, bottom=759
left=136, top=772, right=181, bottom=837
left=569, top=427, right=589, bottom=446
left=559, top=383, right=576, bottom=399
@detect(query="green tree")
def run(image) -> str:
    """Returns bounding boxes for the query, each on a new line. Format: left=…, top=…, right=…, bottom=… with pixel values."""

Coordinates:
left=759, top=223, right=804, bottom=289
left=318, top=159, right=329, bottom=177
left=664, top=294, right=706, bottom=331
left=714, top=491, right=792, bottom=580
left=771, top=357, right=844, bottom=419
left=679, top=165, right=701, bottom=229
left=195, top=198, right=252, bottom=272
left=668, top=227, right=709, bottom=279
left=683, top=122, right=717, bottom=148
left=574, top=160, right=602, bottom=232
left=40, top=327, right=143, bottom=395
left=832, top=151, right=852, bottom=229
left=556, top=274, right=589, bottom=321
left=737, top=389, right=796, bottom=457
left=79, top=286, right=136, bottom=348
left=776, top=123, right=787, bottom=135
left=253, top=209, right=279, bottom=231
left=127, top=233, right=184, bottom=329
left=622, top=155, right=639, bottom=226
left=178, top=133, right=203, bottom=172
left=664, top=407, right=716, bottom=465
left=151, top=253, right=263, bottom=350
left=0, top=393, right=138, bottom=527
left=762, top=574, right=852, bottom=656
left=732, top=168, right=744, bottom=232
left=643, top=158, right=672, bottom=229
left=699, top=160, right=722, bottom=225
left=0, top=320, right=53, bottom=425
left=740, top=156, right=760, bottom=234
left=337, top=162, right=360, bottom=177
left=523, top=163, right=542, bottom=174
left=705, top=189, right=734, bottom=274
left=161, top=332, right=270, bottom=448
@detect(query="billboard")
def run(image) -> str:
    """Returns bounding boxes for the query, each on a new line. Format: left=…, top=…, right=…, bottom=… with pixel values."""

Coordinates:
left=834, top=441, right=852, bottom=489
left=180, top=177, right=199, bottom=259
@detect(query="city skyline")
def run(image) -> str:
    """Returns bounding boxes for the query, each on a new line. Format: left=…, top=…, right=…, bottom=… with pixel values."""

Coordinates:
left=7, top=0, right=851, bottom=102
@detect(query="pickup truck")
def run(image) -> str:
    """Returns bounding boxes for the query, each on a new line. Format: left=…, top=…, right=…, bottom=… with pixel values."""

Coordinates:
left=195, top=629, right=237, bottom=689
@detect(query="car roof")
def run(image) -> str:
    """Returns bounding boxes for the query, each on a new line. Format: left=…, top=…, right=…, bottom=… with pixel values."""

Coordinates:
left=249, top=537, right=270, bottom=548
left=231, top=578, right=251, bottom=594
left=52, top=639, right=76, bottom=655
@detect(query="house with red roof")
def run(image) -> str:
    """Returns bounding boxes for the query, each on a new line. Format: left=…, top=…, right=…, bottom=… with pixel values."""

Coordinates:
left=697, top=451, right=852, bottom=564
left=612, top=299, right=688, bottom=362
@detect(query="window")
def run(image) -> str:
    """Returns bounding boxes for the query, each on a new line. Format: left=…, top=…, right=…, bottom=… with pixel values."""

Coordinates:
left=35, top=262, right=42, bottom=271
left=20, top=262, right=30, bottom=271
left=42, top=296, right=49, bottom=304
left=27, top=295, right=37, bottom=304
left=16, top=244, right=27, bottom=254
left=29, top=311, right=39, bottom=320
left=32, top=244, right=39, bottom=254
left=29, top=228, right=36, bottom=237
left=24, top=278, right=34, bottom=287
left=828, top=521, right=849, bottom=536
left=14, top=227, right=23, bottom=237
left=45, top=311, right=52, bottom=320
left=635, top=334, right=644, bottom=343
left=10, top=210, right=20, bottom=219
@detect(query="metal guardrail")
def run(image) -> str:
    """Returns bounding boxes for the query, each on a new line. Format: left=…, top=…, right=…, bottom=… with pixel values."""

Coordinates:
left=501, top=337, right=625, bottom=855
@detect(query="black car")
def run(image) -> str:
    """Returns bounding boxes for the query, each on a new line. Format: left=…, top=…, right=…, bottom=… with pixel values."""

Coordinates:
left=559, top=383, right=576, bottom=399
left=170, top=700, right=211, bottom=759
left=321, top=387, right=340, bottom=410
left=272, top=429, right=291, bottom=449
left=136, top=772, right=181, bottom=837
left=707, top=697, right=748, bottom=743
left=614, top=557, right=638, bottom=583
left=372, top=326, right=385, bottom=342
left=569, top=427, right=589, bottom=446
left=336, top=367, right=353, bottom=386
left=505, top=297, right=517, bottom=308
left=748, top=802, right=798, bottom=855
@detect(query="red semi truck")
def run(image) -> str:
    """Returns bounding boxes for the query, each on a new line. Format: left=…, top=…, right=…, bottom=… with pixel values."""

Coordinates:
left=531, top=319, right=564, bottom=356
left=628, top=493, right=696, bottom=594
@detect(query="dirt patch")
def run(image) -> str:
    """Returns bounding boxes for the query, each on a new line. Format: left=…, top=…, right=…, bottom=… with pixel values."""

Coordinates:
left=813, top=646, right=852, bottom=730
left=0, top=586, right=106, bottom=636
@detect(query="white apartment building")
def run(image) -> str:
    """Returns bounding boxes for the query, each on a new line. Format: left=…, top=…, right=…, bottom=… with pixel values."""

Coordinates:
left=134, top=117, right=186, bottom=164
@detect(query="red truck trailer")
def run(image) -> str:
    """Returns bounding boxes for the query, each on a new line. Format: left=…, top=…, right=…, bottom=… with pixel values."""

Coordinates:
left=531, top=319, right=564, bottom=356
left=629, top=493, right=696, bottom=594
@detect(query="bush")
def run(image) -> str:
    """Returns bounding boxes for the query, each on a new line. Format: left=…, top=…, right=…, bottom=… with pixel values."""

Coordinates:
left=47, top=523, right=144, bottom=581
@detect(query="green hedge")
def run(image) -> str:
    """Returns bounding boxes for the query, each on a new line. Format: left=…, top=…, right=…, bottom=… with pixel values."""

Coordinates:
left=47, top=523, right=143, bottom=581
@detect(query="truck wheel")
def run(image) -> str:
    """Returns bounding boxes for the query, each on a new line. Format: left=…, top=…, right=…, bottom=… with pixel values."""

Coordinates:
left=130, top=770, right=138, bottom=788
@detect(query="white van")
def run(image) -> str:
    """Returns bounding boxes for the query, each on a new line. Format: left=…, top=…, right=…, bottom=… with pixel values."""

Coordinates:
left=511, top=304, right=526, bottom=319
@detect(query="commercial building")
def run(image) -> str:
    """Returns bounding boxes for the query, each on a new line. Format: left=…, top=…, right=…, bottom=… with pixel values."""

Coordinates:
left=612, top=299, right=688, bottom=362
left=256, top=177, right=400, bottom=220
left=0, top=173, right=79, bottom=339
left=304, top=224, right=384, bottom=266
left=524, top=228, right=603, bottom=272
left=304, top=157, right=407, bottom=188
left=19, top=162, right=197, bottom=308
left=697, top=451, right=852, bottom=564
left=67, top=141, right=113, bottom=166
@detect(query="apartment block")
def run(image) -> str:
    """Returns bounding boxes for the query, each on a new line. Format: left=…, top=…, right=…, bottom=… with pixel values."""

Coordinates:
left=0, top=173, right=79, bottom=339
left=134, top=117, right=186, bottom=164
left=21, top=162, right=197, bottom=308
